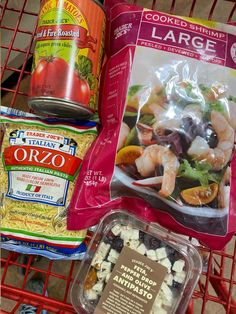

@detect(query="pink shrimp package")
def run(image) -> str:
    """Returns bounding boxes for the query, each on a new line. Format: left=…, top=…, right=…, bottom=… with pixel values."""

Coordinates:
left=68, top=0, right=236, bottom=249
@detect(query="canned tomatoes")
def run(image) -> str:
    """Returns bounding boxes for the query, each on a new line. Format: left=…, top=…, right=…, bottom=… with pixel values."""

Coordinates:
left=28, top=0, right=105, bottom=118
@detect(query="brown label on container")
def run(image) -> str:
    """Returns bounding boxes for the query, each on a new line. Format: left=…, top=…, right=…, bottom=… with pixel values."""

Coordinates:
left=94, top=246, right=168, bottom=314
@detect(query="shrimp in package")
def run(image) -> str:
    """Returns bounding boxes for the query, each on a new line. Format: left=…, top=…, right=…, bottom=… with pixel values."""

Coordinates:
left=68, top=0, right=236, bottom=249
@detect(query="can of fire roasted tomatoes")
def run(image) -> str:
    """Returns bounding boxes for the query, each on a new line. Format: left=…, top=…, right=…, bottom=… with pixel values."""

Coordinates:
left=28, top=0, right=105, bottom=119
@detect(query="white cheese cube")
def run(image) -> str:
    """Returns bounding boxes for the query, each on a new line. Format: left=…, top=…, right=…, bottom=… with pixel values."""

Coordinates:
left=147, top=249, right=157, bottom=261
left=159, top=290, right=173, bottom=308
left=105, top=273, right=111, bottom=283
left=107, top=249, right=119, bottom=263
left=85, top=289, right=98, bottom=301
left=161, top=294, right=173, bottom=307
left=136, top=243, right=146, bottom=255
left=91, top=254, right=104, bottom=269
left=153, top=295, right=163, bottom=308
left=97, top=261, right=112, bottom=281
left=130, top=229, right=139, bottom=240
left=164, top=273, right=173, bottom=286
left=99, top=242, right=111, bottom=257
left=159, top=258, right=172, bottom=273
left=101, top=261, right=112, bottom=272
left=172, top=259, right=185, bottom=273
left=154, top=308, right=167, bottom=314
left=92, top=281, right=104, bottom=295
left=152, top=303, right=162, bottom=313
left=97, top=270, right=108, bottom=281
left=91, top=242, right=111, bottom=269
left=111, top=224, right=122, bottom=236
left=126, top=239, right=140, bottom=250
left=156, top=247, right=167, bottom=261
left=151, top=298, right=168, bottom=314
left=120, top=228, right=133, bottom=242
left=160, top=282, right=173, bottom=300
left=123, top=239, right=131, bottom=245
left=174, top=270, right=186, bottom=283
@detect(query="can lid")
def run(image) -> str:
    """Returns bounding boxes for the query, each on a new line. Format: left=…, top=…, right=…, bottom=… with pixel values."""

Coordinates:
left=28, top=97, right=94, bottom=119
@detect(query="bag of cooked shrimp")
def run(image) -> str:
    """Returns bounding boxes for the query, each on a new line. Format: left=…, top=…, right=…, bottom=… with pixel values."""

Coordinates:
left=68, top=0, right=236, bottom=249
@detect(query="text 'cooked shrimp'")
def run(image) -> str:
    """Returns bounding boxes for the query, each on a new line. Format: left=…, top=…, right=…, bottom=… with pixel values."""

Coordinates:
left=135, top=144, right=180, bottom=197
left=188, top=111, right=235, bottom=171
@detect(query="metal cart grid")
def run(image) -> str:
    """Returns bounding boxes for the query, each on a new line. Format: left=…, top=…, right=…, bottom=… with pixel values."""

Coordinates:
left=0, top=0, right=236, bottom=313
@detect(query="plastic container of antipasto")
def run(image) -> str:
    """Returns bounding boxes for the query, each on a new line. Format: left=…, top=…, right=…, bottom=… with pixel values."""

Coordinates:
left=71, top=210, right=202, bottom=314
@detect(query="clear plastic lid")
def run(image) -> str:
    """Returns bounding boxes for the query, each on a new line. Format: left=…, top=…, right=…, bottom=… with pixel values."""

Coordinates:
left=71, top=210, right=202, bottom=314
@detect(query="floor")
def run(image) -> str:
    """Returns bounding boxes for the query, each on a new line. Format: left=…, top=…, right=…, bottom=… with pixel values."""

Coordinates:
left=1, top=249, right=78, bottom=313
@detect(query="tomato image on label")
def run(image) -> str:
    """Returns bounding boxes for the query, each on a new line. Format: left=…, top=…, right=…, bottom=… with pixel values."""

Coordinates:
left=30, top=57, right=70, bottom=97
left=30, top=56, right=91, bottom=106
left=28, top=0, right=105, bottom=118
left=70, top=75, right=90, bottom=105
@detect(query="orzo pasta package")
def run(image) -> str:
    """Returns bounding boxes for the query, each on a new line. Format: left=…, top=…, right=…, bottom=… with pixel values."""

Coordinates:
left=0, top=107, right=97, bottom=259
left=68, top=0, right=236, bottom=249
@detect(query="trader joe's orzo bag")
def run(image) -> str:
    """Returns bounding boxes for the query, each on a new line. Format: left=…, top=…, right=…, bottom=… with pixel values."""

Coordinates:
left=0, top=107, right=97, bottom=259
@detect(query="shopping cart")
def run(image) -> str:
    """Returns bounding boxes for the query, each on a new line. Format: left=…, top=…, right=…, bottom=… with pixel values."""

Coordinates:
left=1, top=0, right=236, bottom=313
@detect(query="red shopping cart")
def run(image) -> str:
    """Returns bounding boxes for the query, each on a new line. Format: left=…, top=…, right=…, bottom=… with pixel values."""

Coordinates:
left=1, top=0, right=236, bottom=313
